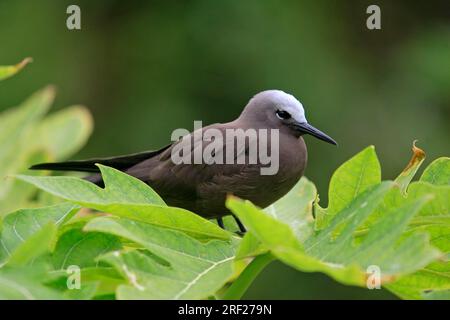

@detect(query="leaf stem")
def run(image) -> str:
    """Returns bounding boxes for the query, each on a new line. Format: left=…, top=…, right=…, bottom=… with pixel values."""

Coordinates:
left=222, top=253, right=275, bottom=300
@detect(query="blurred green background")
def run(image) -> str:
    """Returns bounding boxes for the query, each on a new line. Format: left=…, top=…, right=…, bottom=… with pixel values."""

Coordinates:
left=0, top=0, right=449, bottom=299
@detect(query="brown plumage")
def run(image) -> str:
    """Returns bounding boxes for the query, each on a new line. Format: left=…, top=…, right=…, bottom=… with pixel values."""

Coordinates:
left=30, top=90, right=336, bottom=222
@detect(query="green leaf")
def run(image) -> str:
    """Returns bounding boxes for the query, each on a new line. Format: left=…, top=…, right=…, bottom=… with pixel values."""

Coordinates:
left=316, top=146, right=381, bottom=229
left=228, top=196, right=360, bottom=286
left=327, top=146, right=381, bottom=212
left=7, top=223, right=57, bottom=267
left=0, top=266, right=64, bottom=300
left=52, top=228, right=122, bottom=270
left=32, top=106, right=93, bottom=160
left=235, top=232, right=267, bottom=259
left=0, top=58, right=32, bottom=81
left=85, top=216, right=236, bottom=299
left=0, top=150, right=52, bottom=216
left=385, top=161, right=450, bottom=299
left=369, top=145, right=430, bottom=225
left=48, top=266, right=125, bottom=298
left=386, top=224, right=450, bottom=299
left=409, top=182, right=450, bottom=222
left=264, top=177, right=316, bottom=241
left=0, top=87, right=94, bottom=215
left=78, top=267, right=125, bottom=297
left=17, top=165, right=230, bottom=240
left=0, top=86, right=55, bottom=200
left=0, top=203, right=79, bottom=265
left=18, top=164, right=165, bottom=206
left=421, top=157, right=450, bottom=186
left=228, top=181, right=441, bottom=286
left=64, top=282, right=99, bottom=300
left=423, top=289, right=450, bottom=300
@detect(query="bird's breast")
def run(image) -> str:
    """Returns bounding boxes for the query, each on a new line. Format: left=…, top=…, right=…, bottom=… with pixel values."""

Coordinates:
left=220, top=135, right=308, bottom=211
left=258, top=136, right=307, bottom=203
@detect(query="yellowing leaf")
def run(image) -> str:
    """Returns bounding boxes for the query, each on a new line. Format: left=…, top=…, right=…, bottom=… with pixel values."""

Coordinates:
left=395, top=141, right=426, bottom=194
left=0, top=58, right=32, bottom=81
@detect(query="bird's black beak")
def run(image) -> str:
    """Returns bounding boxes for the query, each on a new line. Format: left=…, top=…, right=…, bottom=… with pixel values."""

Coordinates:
left=292, top=122, right=337, bottom=145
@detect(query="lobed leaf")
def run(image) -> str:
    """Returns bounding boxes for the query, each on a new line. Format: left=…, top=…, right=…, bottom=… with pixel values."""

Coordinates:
left=85, top=217, right=237, bottom=299
left=17, top=165, right=230, bottom=240
left=228, top=181, right=441, bottom=287
left=316, top=146, right=381, bottom=229
left=384, top=157, right=450, bottom=299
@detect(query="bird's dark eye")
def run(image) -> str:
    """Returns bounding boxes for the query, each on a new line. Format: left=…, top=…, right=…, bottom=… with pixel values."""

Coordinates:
left=276, top=110, right=291, bottom=120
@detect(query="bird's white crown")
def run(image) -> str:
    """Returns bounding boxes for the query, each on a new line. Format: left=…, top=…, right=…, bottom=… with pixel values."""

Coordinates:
left=264, top=90, right=307, bottom=123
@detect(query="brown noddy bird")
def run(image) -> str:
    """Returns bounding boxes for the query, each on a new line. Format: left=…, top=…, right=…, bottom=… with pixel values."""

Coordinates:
left=30, top=90, right=337, bottom=231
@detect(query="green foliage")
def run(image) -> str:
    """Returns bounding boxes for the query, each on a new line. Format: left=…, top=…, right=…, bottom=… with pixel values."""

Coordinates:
left=227, top=147, right=449, bottom=298
left=52, top=228, right=122, bottom=270
left=4, top=144, right=448, bottom=299
left=0, top=266, right=64, bottom=299
left=0, top=77, right=448, bottom=299
left=86, top=217, right=237, bottom=299
left=421, top=157, right=450, bottom=186
left=326, top=146, right=382, bottom=216
left=264, top=177, right=316, bottom=242
left=227, top=183, right=439, bottom=286
left=17, top=165, right=230, bottom=240
left=385, top=157, right=450, bottom=299
left=0, top=86, right=92, bottom=216
left=0, top=203, right=78, bottom=265
left=13, top=165, right=236, bottom=299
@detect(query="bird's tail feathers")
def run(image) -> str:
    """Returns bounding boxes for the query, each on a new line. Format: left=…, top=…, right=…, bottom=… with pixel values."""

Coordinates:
left=29, top=145, right=171, bottom=173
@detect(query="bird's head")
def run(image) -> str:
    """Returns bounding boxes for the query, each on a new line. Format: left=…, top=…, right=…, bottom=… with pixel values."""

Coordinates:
left=240, top=90, right=337, bottom=145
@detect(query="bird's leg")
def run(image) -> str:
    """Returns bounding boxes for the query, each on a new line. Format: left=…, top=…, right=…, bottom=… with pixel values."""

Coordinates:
left=217, top=217, right=225, bottom=229
left=232, top=215, right=247, bottom=234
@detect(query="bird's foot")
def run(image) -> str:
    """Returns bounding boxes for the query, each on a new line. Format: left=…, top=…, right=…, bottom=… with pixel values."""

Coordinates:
left=232, top=215, right=247, bottom=234
left=216, top=216, right=246, bottom=236
left=217, top=217, right=225, bottom=229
